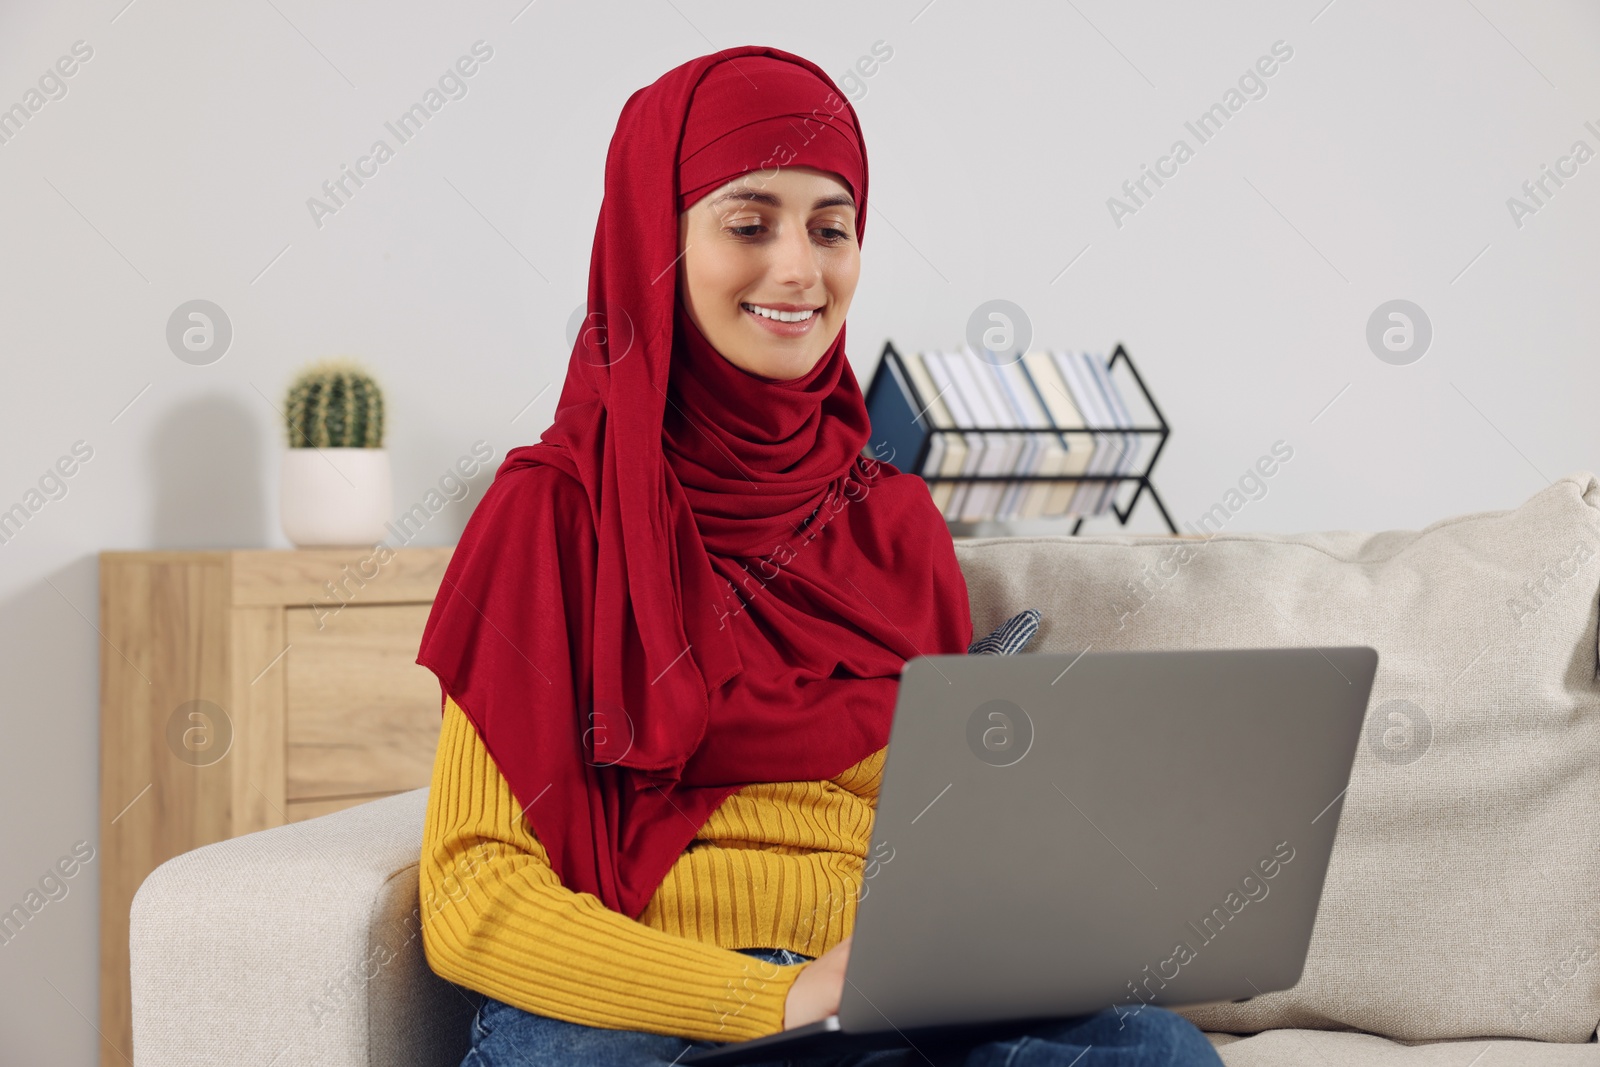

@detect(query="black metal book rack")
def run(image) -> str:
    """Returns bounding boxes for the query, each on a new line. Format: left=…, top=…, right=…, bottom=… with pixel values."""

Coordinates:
left=863, top=340, right=1175, bottom=535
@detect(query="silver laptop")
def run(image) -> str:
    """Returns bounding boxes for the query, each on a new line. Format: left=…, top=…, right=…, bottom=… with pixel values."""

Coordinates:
left=682, top=645, right=1379, bottom=1064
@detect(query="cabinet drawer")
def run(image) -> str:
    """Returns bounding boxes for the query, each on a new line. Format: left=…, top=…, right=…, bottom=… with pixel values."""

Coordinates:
left=285, top=602, right=441, bottom=801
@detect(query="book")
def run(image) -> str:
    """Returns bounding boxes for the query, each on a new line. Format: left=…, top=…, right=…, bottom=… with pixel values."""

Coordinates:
left=982, top=354, right=1042, bottom=519
left=1081, top=350, right=1132, bottom=518
left=1075, top=351, right=1125, bottom=515
left=1020, top=350, right=1093, bottom=517
left=963, top=346, right=1031, bottom=520
left=923, top=350, right=985, bottom=520
left=1051, top=350, right=1109, bottom=516
left=861, top=348, right=925, bottom=477
left=901, top=351, right=968, bottom=514
left=994, top=356, right=1068, bottom=518
left=944, top=349, right=1010, bottom=520
left=1083, top=351, right=1142, bottom=515
left=902, top=362, right=947, bottom=478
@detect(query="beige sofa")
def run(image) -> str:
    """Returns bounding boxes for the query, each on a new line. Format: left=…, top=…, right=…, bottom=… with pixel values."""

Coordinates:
left=130, top=471, right=1600, bottom=1066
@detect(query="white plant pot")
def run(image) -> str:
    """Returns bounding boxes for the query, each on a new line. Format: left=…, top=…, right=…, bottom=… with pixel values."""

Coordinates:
left=280, top=448, right=393, bottom=548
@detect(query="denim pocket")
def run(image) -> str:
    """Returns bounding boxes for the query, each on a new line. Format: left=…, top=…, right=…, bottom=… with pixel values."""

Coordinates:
left=470, top=996, right=494, bottom=1043
left=734, top=946, right=814, bottom=967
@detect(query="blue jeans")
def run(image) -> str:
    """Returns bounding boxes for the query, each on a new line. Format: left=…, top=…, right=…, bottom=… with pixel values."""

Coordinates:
left=461, top=946, right=1224, bottom=1066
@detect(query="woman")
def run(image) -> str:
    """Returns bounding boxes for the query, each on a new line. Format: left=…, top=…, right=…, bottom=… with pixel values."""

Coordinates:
left=415, top=45, right=1224, bottom=1066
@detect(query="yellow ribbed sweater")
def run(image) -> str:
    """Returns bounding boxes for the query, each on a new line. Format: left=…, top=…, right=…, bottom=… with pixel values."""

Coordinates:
left=419, top=694, right=886, bottom=1043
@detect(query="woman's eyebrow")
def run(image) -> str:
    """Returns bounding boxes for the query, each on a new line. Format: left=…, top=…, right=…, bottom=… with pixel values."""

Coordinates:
left=711, top=189, right=856, bottom=211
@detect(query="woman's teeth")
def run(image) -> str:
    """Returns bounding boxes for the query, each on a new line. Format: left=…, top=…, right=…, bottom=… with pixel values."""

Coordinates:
left=742, top=303, right=816, bottom=322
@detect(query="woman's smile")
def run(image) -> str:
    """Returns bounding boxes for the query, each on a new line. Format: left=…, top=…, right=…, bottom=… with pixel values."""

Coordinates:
left=740, top=300, right=822, bottom=338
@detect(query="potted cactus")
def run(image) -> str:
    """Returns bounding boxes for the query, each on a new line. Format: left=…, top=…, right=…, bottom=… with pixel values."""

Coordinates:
left=278, top=357, right=393, bottom=548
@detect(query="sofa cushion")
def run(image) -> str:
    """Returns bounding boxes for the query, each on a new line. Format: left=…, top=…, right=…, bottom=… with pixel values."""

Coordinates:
left=953, top=471, right=1600, bottom=1044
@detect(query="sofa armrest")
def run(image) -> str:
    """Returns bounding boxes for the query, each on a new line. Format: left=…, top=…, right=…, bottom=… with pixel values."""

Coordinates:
left=130, top=788, right=478, bottom=1067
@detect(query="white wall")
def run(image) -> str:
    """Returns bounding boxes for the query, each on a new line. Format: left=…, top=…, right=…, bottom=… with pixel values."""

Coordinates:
left=3, top=0, right=1597, bottom=1057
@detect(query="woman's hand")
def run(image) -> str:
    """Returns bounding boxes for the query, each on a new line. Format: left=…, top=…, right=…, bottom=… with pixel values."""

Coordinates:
left=783, top=934, right=852, bottom=1030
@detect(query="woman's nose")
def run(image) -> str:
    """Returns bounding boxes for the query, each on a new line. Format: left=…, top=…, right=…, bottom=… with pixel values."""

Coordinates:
left=769, top=223, right=821, bottom=288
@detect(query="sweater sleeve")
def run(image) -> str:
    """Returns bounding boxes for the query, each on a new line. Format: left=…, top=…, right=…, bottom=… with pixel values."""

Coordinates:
left=419, top=694, right=805, bottom=1043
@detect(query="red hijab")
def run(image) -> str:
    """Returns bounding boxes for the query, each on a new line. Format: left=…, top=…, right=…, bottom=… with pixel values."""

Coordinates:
left=417, top=45, right=973, bottom=919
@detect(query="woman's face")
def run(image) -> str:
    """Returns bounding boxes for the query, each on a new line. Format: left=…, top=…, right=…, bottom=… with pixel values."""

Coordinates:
left=678, top=165, right=860, bottom=382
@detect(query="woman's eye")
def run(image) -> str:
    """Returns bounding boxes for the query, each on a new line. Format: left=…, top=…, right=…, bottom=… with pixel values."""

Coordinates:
left=724, top=224, right=851, bottom=243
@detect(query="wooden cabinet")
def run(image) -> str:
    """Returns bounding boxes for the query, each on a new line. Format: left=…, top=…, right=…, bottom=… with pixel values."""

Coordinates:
left=97, top=547, right=455, bottom=1067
